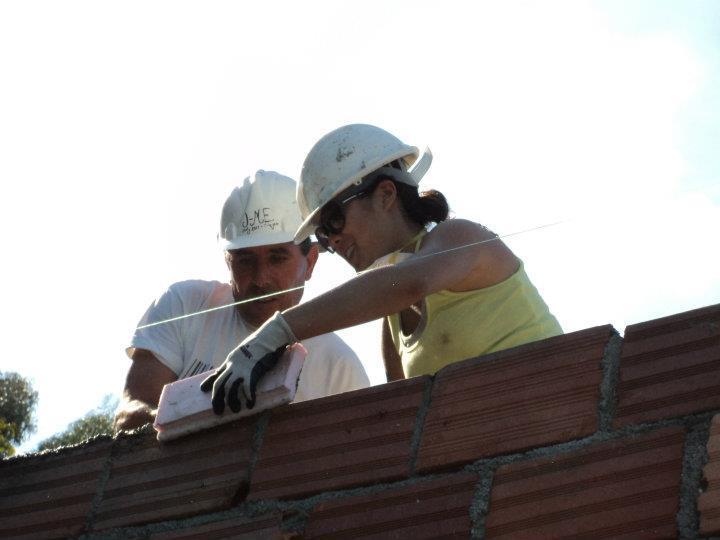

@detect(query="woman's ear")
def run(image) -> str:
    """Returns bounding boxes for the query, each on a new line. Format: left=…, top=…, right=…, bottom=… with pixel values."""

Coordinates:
left=375, top=179, right=398, bottom=211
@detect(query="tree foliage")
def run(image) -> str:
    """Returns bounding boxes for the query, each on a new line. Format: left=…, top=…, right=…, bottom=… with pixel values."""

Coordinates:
left=0, top=371, right=38, bottom=458
left=37, top=395, right=118, bottom=451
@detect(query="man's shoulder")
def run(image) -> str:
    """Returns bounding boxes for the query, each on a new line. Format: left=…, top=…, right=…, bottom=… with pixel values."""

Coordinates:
left=167, top=279, right=230, bottom=295
left=145, top=279, right=234, bottom=321
left=163, top=280, right=232, bottom=305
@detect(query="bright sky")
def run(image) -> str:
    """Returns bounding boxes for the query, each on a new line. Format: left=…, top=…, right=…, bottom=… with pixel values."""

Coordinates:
left=2, top=1, right=718, bottom=453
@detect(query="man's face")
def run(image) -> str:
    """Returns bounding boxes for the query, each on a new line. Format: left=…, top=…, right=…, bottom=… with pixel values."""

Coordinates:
left=225, top=242, right=318, bottom=328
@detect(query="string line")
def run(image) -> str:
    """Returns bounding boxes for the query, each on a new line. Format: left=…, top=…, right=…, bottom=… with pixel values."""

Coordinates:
left=134, top=220, right=565, bottom=330
left=134, top=181, right=717, bottom=331
left=136, top=285, right=306, bottom=329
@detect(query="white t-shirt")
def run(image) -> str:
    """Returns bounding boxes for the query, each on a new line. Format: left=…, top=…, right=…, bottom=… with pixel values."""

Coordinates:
left=127, top=280, right=370, bottom=402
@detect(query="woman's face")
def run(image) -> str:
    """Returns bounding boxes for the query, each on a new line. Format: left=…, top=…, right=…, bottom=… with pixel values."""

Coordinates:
left=325, top=186, right=392, bottom=271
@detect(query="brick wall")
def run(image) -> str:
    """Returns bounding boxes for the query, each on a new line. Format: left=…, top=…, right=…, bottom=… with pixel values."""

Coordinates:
left=1, top=303, right=719, bottom=539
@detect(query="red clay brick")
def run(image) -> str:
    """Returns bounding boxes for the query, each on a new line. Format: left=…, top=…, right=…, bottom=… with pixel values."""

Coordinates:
left=699, top=414, right=720, bottom=535
left=486, top=427, right=685, bottom=539
left=149, top=512, right=282, bottom=539
left=614, top=304, right=720, bottom=428
left=92, top=418, right=256, bottom=531
left=0, top=439, right=112, bottom=540
left=249, top=377, right=429, bottom=500
left=417, top=327, right=613, bottom=472
left=304, top=472, right=478, bottom=539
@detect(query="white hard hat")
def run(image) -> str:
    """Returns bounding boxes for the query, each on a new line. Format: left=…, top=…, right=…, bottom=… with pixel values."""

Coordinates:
left=219, top=170, right=303, bottom=250
left=294, top=124, right=433, bottom=242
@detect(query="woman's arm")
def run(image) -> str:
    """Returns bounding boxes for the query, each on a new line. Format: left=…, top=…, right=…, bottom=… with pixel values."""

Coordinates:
left=284, top=219, right=518, bottom=340
left=382, top=318, right=405, bottom=382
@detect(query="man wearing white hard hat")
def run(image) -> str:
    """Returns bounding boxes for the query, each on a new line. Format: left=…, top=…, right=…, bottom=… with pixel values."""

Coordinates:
left=115, top=170, right=369, bottom=431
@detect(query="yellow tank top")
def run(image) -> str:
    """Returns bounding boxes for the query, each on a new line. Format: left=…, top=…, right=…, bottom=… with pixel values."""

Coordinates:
left=386, top=232, right=563, bottom=378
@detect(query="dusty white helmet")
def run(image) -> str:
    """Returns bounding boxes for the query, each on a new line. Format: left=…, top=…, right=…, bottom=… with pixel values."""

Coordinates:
left=219, top=170, right=302, bottom=250
left=294, top=124, right=432, bottom=242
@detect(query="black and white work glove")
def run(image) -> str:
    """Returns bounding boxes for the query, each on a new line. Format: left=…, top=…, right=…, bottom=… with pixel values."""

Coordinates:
left=200, top=312, right=297, bottom=414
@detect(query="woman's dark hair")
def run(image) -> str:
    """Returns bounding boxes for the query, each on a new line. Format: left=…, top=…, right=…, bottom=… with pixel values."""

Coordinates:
left=367, top=159, right=449, bottom=226
left=394, top=181, right=449, bottom=226
left=298, top=237, right=312, bottom=255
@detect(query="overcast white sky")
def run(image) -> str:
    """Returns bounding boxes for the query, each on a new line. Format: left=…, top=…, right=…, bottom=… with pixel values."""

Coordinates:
left=1, top=1, right=718, bottom=453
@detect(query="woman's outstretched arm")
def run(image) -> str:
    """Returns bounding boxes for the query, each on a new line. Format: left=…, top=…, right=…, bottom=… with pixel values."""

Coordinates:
left=284, top=219, right=519, bottom=340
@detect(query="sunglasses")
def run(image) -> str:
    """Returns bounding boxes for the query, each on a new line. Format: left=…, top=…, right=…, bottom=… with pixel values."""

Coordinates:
left=315, top=180, right=381, bottom=253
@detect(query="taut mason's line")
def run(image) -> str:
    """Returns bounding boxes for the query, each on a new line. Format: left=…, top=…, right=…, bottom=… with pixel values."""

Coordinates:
left=135, top=220, right=566, bottom=331
left=136, top=286, right=307, bottom=329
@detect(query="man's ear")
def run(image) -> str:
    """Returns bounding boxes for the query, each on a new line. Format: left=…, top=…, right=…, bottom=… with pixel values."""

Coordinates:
left=303, top=243, right=319, bottom=280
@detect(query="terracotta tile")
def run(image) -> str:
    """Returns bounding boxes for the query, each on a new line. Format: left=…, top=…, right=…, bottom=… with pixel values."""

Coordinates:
left=0, top=440, right=112, bottom=540
left=417, top=327, right=613, bottom=472
left=92, top=418, right=256, bottom=531
left=304, top=472, right=478, bottom=539
left=699, top=414, right=720, bottom=535
left=614, top=304, right=720, bottom=428
left=486, top=427, right=685, bottom=539
left=149, top=513, right=283, bottom=539
left=249, top=377, right=429, bottom=500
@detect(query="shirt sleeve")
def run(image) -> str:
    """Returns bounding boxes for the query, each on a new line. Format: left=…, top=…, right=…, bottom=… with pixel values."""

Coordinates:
left=294, top=334, right=371, bottom=402
left=126, top=284, right=188, bottom=375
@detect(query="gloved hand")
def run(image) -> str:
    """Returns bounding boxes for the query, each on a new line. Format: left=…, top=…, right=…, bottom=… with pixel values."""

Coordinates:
left=200, top=311, right=297, bottom=414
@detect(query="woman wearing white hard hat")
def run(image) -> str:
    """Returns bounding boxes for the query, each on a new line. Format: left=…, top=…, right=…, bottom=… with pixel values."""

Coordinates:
left=203, top=124, right=562, bottom=413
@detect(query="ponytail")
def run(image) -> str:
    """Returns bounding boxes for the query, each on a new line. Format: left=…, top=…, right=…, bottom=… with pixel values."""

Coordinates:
left=362, top=161, right=450, bottom=226
left=395, top=182, right=449, bottom=226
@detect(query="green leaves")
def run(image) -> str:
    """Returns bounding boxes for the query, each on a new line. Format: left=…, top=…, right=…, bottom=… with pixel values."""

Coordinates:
left=0, top=371, right=38, bottom=457
left=37, top=395, right=118, bottom=452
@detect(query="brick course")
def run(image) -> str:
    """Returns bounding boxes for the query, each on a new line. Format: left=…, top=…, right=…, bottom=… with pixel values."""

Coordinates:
left=615, top=304, right=720, bottom=428
left=485, top=427, right=686, bottom=539
left=416, top=326, right=613, bottom=473
left=149, top=513, right=283, bottom=540
left=304, top=472, right=478, bottom=539
left=2, top=303, right=719, bottom=539
left=0, top=440, right=112, bottom=540
left=249, top=377, right=429, bottom=500
left=91, top=419, right=256, bottom=531
left=699, top=414, right=720, bottom=535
